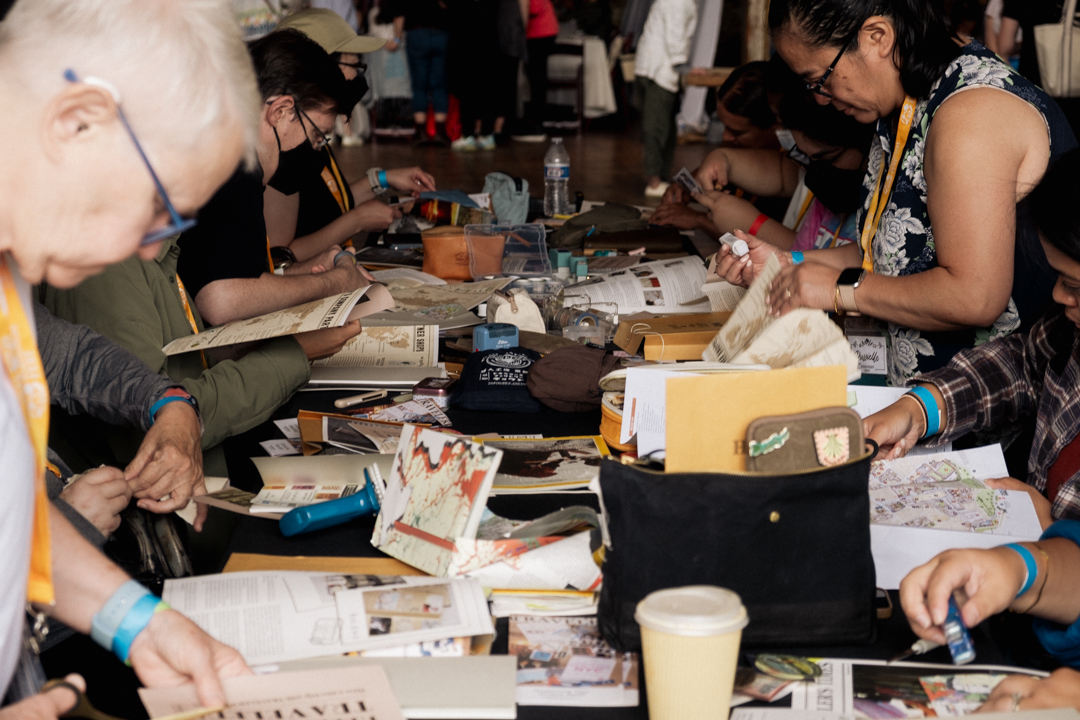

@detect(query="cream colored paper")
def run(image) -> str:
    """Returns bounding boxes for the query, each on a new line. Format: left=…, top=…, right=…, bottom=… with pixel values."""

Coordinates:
left=665, top=364, right=849, bottom=473
left=162, top=285, right=395, bottom=355
left=139, top=666, right=404, bottom=720
left=312, top=324, right=438, bottom=368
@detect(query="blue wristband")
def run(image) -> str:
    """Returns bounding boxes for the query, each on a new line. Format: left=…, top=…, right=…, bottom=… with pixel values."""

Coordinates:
left=112, top=595, right=169, bottom=665
left=91, top=580, right=152, bottom=652
left=908, top=386, right=941, bottom=437
left=378, top=170, right=387, bottom=189
left=791, top=251, right=804, bottom=264
left=148, top=395, right=197, bottom=424
left=1004, top=543, right=1038, bottom=597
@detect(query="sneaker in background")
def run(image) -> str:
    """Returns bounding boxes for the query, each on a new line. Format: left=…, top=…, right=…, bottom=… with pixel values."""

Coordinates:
left=452, top=136, right=479, bottom=151
left=477, top=135, right=496, bottom=151
left=644, top=181, right=670, bottom=198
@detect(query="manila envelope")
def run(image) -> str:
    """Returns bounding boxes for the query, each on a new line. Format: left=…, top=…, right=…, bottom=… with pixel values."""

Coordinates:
left=614, top=311, right=732, bottom=356
left=664, top=364, right=848, bottom=473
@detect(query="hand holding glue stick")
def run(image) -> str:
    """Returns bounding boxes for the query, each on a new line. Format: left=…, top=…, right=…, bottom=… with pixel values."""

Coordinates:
left=718, top=232, right=750, bottom=258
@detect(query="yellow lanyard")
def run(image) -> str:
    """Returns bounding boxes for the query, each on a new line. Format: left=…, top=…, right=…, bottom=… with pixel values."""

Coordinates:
left=860, top=95, right=917, bottom=273
left=176, top=276, right=208, bottom=370
left=795, top=190, right=816, bottom=230
left=265, top=236, right=274, bottom=274
left=0, top=255, right=54, bottom=606
left=323, top=148, right=351, bottom=215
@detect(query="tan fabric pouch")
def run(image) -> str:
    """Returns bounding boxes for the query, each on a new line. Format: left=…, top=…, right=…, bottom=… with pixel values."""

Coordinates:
left=421, top=226, right=471, bottom=281
left=745, top=407, right=864, bottom=473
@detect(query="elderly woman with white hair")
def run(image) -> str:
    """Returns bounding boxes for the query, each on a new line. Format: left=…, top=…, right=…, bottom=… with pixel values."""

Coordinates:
left=0, top=0, right=260, bottom=715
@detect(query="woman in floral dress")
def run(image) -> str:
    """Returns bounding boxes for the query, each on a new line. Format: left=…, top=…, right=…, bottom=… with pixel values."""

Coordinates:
left=707, top=0, right=1076, bottom=386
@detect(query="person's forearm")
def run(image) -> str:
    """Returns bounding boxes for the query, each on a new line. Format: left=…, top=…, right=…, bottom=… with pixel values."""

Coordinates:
left=350, top=178, right=375, bottom=204
left=48, top=504, right=129, bottom=633
left=853, top=265, right=1011, bottom=332
left=194, top=270, right=356, bottom=326
left=721, top=148, right=792, bottom=197
left=393, top=16, right=405, bottom=39
left=1007, top=538, right=1080, bottom=625
left=36, top=302, right=172, bottom=431
left=288, top=212, right=365, bottom=262
left=802, top=242, right=863, bottom=270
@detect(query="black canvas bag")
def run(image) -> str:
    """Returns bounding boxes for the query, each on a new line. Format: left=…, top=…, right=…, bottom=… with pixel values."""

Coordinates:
left=597, top=449, right=877, bottom=651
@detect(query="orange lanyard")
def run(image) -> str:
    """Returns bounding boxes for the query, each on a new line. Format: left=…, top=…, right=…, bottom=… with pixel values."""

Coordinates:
left=322, top=148, right=351, bottom=215
left=0, top=255, right=54, bottom=606
left=795, top=190, right=815, bottom=230
left=860, top=95, right=917, bottom=273
left=176, top=276, right=208, bottom=370
left=265, top=236, right=274, bottom=274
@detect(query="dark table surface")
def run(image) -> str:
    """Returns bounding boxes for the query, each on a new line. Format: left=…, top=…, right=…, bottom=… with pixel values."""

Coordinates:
left=42, top=388, right=1040, bottom=720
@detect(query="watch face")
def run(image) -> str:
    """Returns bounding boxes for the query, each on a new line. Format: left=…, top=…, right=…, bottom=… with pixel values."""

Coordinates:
left=838, top=268, right=863, bottom=286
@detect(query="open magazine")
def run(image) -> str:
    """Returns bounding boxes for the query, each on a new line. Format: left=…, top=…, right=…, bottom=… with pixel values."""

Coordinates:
left=562, top=256, right=710, bottom=314
left=162, top=285, right=395, bottom=355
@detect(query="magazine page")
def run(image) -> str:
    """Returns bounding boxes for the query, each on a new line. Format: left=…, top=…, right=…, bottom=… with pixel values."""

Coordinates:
left=562, top=256, right=710, bottom=314
left=248, top=483, right=363, bottom=513
left=312, top=324, right=438, bottom=368
left=479, top=436, right=610, bottom=493
left=162, top=284, right=394, bottom=355
left=788, top=659, right=1046, bottom=717
left=510, top=616, right=639, bottom=707
left=139, top=666, right=404, bottom=720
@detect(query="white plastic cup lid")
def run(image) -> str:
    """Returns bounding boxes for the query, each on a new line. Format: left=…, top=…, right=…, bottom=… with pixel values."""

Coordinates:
left=635, top=586, right=749, bottom=637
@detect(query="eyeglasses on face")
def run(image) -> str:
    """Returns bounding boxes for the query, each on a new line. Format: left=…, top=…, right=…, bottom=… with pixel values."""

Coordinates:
left=296, top=105, right=334, bottom=151
left=805, top=27, right=861, bottom=99
left=63, top=69, right=197, bottom=246
left=338, top=60, right=367, bottom=72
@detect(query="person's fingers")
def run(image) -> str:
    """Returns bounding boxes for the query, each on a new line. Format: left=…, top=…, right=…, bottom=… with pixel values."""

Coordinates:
left=81, top=466, right=126, bottom=486
left=898, top=558, right=940, bottom=631
left=42, top=675, right=85, bottom=716
left=138, top=494, right=190, bottom=514
left=979, top=676, right=1041, bottom=713
left=193, top=501, right=209, bottom=533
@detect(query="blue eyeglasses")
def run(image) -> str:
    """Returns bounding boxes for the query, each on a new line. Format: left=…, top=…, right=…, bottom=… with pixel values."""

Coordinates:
left=64, top=69, right=197, bottom=245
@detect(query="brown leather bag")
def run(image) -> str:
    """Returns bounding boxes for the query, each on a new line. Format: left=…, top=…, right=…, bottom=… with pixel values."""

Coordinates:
left=421, top=226, right=471, bottom=281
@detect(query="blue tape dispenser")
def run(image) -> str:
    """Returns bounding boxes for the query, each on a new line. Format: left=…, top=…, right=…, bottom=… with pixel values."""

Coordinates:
left=279, top=465, right=386, bottom=537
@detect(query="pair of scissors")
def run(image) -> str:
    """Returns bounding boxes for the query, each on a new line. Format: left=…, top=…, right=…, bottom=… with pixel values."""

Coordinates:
left=41, top=679, right=224, bottom=720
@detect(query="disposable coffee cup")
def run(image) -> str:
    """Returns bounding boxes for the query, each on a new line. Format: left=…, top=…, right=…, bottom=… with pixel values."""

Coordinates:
left=635, top=585, right=748, bottom=720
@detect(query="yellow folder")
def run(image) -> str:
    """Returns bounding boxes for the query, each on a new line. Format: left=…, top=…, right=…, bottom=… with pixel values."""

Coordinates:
left=665, top=365, right=848, bottom=473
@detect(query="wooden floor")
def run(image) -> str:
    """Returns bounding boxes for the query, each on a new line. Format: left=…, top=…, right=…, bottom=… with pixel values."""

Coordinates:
left=333, top=128, right=714, bottom=208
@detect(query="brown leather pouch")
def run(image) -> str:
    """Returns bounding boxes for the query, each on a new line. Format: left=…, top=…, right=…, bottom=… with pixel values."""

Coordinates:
left=421, top=226, right=471, bottom=281
left=746, top=407, right=864, bottom=473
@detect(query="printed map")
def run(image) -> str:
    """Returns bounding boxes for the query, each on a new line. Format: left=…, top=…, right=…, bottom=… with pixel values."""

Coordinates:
left=869, top=454, right=1011, bottom=533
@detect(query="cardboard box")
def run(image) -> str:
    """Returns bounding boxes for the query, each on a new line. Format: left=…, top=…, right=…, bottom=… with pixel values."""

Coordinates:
left=614, top=311, right=732, bottom=356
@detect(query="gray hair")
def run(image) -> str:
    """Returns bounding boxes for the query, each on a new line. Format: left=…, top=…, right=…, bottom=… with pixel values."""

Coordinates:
left=0, top=0, right=262, bottom=168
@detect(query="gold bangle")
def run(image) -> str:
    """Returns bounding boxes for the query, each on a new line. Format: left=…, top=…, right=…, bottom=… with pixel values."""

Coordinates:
left=1015, top=543, right=1051, bottom=614
left=834, top=285, right=842, bottom=315
left=898, top=393, right=928, bottom=437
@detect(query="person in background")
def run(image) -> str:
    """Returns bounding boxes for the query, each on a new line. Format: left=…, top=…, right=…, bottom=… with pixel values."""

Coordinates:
left=712, top=61, right=783, bottom=150
left=711, top=0, right=1075, bottom=387
left=514, top=0, right=559, bottom=142
left=682, top=91, right=873, bottom=249
left=448, top=0, right=503, bottom=151
left=176, top=30, right=372, bottom=328
left=634, top=0, right=697, bottom=198
left=265, top=9, right=436, bottom=260
left=387, top=0, right=452, bottom=145
left=0, top=0, right=256, bottom=711
left=994, top=0, right=1061, bottom=88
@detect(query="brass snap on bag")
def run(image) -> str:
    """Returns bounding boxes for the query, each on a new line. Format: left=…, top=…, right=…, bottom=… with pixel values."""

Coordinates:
left=596, top=445, right=878, bottom=652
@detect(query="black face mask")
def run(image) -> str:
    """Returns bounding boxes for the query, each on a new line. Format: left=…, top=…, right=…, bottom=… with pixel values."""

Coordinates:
left=267, top=125, right=326, bottom=195
left=344, top=74, right=369, bottom=108
left=804, top=161, right=864, bottom=215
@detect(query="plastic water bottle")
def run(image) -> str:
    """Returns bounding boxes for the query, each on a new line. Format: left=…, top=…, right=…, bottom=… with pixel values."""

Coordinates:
left=544, top=137, right=570, bottom=217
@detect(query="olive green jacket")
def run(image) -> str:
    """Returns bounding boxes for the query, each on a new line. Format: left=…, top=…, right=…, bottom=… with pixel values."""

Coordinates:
left=40, top=237, right=309, bottom=475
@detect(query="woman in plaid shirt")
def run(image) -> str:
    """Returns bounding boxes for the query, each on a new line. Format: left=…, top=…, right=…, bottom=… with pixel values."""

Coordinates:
left=886, top=148, right=1080, bottom=710
left=866, top=147, right=1080, bottom=529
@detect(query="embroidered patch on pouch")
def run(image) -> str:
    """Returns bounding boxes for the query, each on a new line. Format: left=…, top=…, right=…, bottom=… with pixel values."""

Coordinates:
left=814, top=427, right=850, bottom=466
left=749, top=427, right=789, bottom=458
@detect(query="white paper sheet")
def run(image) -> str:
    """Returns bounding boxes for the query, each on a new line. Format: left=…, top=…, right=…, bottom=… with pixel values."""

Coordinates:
left=465, top=531, right=601, bottom=591
left=870, top=445, right=1042, bottom=588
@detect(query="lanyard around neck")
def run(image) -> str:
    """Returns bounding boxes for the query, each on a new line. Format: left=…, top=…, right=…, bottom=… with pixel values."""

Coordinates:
left=0, top=255, right=54, bottom=606
left=860, top=95, right=917, bottom=273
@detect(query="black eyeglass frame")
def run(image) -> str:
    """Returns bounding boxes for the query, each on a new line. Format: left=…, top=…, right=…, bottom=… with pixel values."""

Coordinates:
left=805, top=26, right=862, bottom=99
left=296, top=104, right=334, bottom=151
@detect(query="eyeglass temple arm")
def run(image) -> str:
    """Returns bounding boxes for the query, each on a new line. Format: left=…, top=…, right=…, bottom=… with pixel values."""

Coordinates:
left=63, top=69, right=186, bottom=226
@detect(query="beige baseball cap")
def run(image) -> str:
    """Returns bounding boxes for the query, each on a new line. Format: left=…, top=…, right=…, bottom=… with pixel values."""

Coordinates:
left=275, top=8, right=386, bottom=54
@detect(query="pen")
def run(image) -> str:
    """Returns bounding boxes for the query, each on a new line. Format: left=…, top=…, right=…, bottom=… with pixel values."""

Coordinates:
left=334, top=389, right=388, bottom=409
left=888, top=638, right=941, bottom=663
